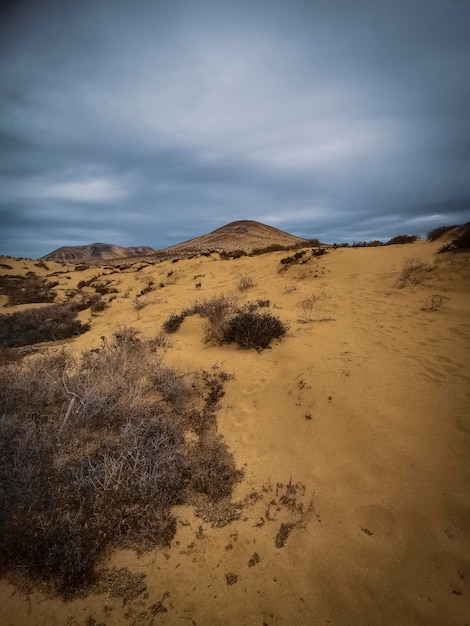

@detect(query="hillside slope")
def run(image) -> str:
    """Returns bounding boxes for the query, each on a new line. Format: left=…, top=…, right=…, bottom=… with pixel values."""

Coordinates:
left=162, top=220, right=311, bottom=255
left=40, top=243, right=156, bottom=263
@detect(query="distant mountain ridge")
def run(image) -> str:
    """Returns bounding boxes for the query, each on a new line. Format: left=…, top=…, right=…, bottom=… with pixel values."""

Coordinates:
left=39, top=221, right=314, bottom=263
left=40, top=243, right=156, bottom=263
left=161, top=220, right=310, bottom=255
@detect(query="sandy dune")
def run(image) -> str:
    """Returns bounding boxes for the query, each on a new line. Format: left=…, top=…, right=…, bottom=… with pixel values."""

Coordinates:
left=0, top=239, right=469, bottom=624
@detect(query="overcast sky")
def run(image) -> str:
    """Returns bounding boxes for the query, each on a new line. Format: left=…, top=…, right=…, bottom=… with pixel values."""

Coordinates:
left=1, top=0, right=470, bottom=258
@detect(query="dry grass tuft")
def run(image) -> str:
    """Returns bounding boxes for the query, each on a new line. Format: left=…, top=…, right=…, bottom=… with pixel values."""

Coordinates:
left=395, top=258, right=433, bottom=289
left=237, top=275, right=256, bottom=291
left=297, top=291, right=334, bottom=322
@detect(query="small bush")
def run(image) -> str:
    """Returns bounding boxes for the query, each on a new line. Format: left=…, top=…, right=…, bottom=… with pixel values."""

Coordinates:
left=89, top=295, right=108, bottom=313
left=427, top=225, right=457, bottom=241
left=439, top=223, right=470, bottom=253
left=0, top=303, right=90, bottom=347
left=386, top=235, right=417, bottom=245
left=220, top=250, right=248, bottom=260
left=162, top=312, right=189, bottom=333
left=189, top=436, right=242, bottom=500
left=221, top=311, right=288, bottom=350
left=283, top=283, right=298, bottom=293
left=138, top=281, right=155, bottom=297
left=0, top=273, right=58, bottom=305
left=193, top=294, right=238, bottom=325
left=297, top=291, right=333, bottom=322
left=395, top=258, right=432, bottom=288
left=237, top=275, right=256, bottom=291
left=94, top=282, right=118, bottom=296
left=351, top=240, right=384, bottom=248
left=279, top=250, right=308, bottom=271
left=421, top=294, right=447, bottom=311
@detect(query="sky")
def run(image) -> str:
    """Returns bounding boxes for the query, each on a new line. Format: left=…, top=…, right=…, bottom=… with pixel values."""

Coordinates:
left=1, top=0, right=470, bottom=258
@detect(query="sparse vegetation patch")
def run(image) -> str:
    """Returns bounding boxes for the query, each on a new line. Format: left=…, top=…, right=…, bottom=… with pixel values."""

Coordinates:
left=163, top=295, right=287, bottom=350
left=0, top=330, right=242, bottom=597
left=395, top=257, right=433, bottom=288
left=0, top=303, right=90, bottom=347
left=278, top=248, right=326, bottom=272
left=0, top=272, right=58, bottom=305
left=386, top=235, right=417, bottom=245
left=439, top=223, right=470, bottom=253
left=427, top=225, right=457, bottom=241
left=297, top=290, right=334, bottom=322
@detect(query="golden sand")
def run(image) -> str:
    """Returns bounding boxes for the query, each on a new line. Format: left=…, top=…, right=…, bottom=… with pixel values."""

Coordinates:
left=0, top=240, right=469, bottom=625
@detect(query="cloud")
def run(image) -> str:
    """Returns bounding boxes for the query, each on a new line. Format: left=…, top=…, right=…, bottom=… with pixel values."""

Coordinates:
left=35, top=177, right=127, bottom=203
left=1, top=0, right=469, bottom=258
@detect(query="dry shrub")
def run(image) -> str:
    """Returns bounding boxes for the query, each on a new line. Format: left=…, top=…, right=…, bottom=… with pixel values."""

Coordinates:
left=192, top=294, right=238, bottom=324
left=0, top=272, right=58, bottom=305
left=395, top=257, right=433, bottom=288
left=221, top=311, right=288, bottom=350
left=162, top=311, right=189, bottom=333
left=439, top=223, right=470, bottom=253
left=0, top=303, right=90, bottom=347
left=189, top=435, right=241, bottom=500
left=386, top=234, right=417, bottom=245
left=0, top=329, right=241, bottom=597
left=279, top=250, right=308, bottom=271
left=421, top=294, right=447, bottom=311
left=283, top=283, right=298, bottom=293
left=427, top=225, right=457, bottom=241
left=237, top=275, right=256, bottom=291
left=297, top=290, right=334, bottom=322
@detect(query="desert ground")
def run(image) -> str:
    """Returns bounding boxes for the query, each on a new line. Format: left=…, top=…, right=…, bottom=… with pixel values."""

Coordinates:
left=0, top=238, right=469, bottom=625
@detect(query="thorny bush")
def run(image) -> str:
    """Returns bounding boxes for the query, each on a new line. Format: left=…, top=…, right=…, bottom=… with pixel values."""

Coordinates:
left=0, top=328, right=242, bottom=597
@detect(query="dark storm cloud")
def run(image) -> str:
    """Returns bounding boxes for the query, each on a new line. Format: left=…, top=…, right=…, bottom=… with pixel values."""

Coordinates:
left=1, top=0, right=470, bottom=257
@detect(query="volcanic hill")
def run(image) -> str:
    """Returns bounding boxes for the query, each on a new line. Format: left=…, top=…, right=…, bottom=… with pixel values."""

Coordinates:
left=40, top=243, right=156, bottom=264
left=161, top=220, right=312, bottom=256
